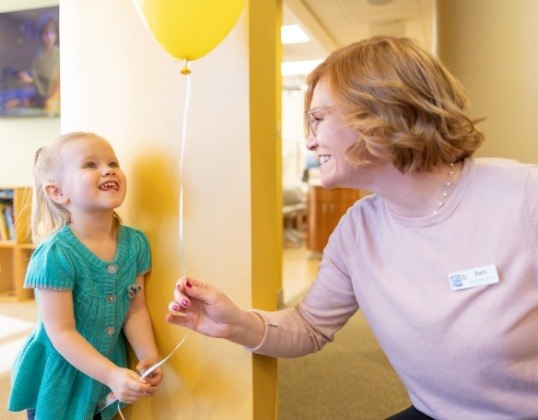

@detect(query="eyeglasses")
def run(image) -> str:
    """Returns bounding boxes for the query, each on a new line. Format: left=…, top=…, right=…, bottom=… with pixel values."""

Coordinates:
left=305, top=105, right=333, bottom=137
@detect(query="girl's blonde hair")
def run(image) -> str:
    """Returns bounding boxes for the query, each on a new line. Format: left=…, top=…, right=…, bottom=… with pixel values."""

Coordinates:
left=305, top=36, right=485, bottom=172
left=31, top=131, right=121, bottom=244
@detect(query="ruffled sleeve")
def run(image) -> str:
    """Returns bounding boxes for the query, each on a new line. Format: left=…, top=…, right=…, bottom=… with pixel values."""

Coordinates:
left=24, top=239, right=76, bottom=290
left=130, top=228, right=151, bottom=277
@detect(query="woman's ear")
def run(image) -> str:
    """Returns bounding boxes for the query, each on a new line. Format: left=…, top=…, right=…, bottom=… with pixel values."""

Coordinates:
left=44, top=183, right=68, bottom=205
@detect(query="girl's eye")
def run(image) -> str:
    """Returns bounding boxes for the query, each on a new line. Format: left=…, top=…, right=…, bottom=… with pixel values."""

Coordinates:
left=109, top=162, right=119, bottom=168
left=83, top=162, right=97, bottom=169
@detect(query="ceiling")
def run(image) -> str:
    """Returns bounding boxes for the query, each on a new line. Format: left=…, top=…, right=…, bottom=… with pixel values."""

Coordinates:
left=282, top=0, right=434, bottom=65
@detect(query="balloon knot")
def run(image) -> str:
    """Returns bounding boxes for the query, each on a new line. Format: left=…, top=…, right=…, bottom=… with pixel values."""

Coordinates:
left=180, top=59, right=191, bottom=75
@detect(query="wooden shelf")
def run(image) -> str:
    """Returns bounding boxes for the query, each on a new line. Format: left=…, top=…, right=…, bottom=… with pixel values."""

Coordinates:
left=306, top=186, right=363, bottom=254
left=0, top=187, right=34, bottom=301
left=0, top=240, right=16, bottom=248
left=0, top=289, right=19, bottom=302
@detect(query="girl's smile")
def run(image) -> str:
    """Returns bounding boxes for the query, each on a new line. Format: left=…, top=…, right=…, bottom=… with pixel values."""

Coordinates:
left=99, top=181, right=120, bottom=191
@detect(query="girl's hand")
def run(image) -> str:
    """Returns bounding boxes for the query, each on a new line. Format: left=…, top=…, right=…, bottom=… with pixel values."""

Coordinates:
left=136, top=359, right=163, bottom=395
left=165, top=277, right=264, bottom=347
left=107, top=367, right=152, bottom=404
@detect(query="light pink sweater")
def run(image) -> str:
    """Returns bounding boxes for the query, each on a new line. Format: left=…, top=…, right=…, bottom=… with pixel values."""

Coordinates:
left=252, top=158, right=538, bottom=419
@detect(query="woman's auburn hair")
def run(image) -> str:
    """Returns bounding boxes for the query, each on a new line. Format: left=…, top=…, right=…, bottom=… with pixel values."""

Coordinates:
left=304, top=36, right=484, bottom=172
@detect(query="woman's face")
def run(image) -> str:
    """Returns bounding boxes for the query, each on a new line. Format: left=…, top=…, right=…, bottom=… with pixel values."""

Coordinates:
left=41, top=22, right=58, bottom=49
left=306, top=81, right=361, bottom=189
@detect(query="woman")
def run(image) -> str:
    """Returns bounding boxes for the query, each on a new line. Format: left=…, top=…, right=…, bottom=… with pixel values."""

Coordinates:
left=166, top=36, right=538, bottom=419
left=30, top=17, right=60, bottom=114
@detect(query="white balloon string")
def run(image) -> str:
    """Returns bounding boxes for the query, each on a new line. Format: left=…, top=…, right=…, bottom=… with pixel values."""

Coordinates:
left=100, top=82, right=193, bottom=412
left=96, top=331, right=190, bottom=416
left=140, top=331, right=190, bottom=379
left=179, top=73, right=191, bottom=276
left=117, top=401, right=125, bottom=420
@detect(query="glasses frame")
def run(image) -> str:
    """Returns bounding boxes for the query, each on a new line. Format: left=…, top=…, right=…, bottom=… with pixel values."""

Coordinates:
left=305, top=105, right=333, bottom=137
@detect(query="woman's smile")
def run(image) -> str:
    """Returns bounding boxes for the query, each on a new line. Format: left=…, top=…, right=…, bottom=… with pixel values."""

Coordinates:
left=319, top=155, right=332, bottom=165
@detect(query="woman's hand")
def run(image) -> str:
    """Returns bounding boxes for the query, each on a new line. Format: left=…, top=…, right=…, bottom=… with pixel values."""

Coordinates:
left=165, top=277, right=265, bottom=348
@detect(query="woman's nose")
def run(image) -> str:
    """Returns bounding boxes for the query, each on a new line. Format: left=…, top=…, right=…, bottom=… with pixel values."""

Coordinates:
left=306, top=133, right=317, bottom=151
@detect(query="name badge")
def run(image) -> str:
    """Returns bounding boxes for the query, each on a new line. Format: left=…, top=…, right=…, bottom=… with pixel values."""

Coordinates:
left=448, top=265, right=499, bottom=291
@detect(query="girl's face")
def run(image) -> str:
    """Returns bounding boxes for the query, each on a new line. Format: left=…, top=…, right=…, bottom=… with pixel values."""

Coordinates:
left=57, top=136, right=126, bottom=217
left=306, top=81, right=361, bottom=189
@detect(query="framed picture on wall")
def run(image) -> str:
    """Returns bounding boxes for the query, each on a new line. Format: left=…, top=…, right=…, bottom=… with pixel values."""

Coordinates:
left=0, top=6, right=59, bottom=117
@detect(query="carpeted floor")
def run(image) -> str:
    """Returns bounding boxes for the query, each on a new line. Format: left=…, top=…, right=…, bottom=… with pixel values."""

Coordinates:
left=279, top=245, right=410, bottom=419
left=277, top=309, right=411, bottom=419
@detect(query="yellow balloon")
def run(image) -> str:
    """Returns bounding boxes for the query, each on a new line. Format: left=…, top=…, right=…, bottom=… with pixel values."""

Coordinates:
left=133, top=0, right=244, bottom=62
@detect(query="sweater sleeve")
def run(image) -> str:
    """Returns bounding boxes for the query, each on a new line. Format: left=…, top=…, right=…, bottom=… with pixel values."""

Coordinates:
left=247, top=307, right=327, bottom=357
left=129, top=228, right=151, bottom=276
left=24, top=241, right=75, bottom=290
left=524, top=165, right=538, bottom=282
left=247, top=209, right=360, bottom=358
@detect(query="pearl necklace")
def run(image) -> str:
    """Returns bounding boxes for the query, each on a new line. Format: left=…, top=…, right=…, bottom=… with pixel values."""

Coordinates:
left=433, top=162, right=455, bottom=215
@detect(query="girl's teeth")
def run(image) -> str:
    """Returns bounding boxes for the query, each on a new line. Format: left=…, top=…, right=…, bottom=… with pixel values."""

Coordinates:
left=100, top=182, right=118, bottom=190
left=320, top=156, right=331, bottom=164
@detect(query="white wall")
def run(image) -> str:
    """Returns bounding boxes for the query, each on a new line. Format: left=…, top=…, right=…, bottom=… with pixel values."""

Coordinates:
left=61, top=0, right=253, bottom=418
left=0, top=0, right=60, bottom=186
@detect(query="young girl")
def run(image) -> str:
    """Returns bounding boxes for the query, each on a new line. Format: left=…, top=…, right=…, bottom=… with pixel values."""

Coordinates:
left=8, top=132, right=162, bottom=419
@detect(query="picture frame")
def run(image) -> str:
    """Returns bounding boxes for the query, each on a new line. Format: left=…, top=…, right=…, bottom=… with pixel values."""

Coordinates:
left=0, top=6, right=60, bottom=117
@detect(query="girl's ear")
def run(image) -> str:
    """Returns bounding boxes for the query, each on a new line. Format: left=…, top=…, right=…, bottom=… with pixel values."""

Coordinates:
left=44, top=183, right=68, bottom=205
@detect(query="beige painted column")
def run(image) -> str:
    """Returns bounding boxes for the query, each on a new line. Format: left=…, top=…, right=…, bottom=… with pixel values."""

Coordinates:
left=60, top=0, right=279, bottom=418
left=436, top=0, right=538, bottom=162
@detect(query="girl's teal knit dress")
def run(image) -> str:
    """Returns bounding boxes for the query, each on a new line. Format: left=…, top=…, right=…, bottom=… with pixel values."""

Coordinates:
left=8, top=225, right=150, bottom=420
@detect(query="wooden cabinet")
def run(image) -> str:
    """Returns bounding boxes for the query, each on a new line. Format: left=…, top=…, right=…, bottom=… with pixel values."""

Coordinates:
left=307, top=186, right=363, bottom=255
left=0, top=187, right=33, bottom=301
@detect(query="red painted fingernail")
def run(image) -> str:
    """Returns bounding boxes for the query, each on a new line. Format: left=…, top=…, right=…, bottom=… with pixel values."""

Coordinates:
left=186, top=280, right=192, bottom=288
left=172, top=304, right=180, bottom=312
left=181, top=299, right=189, bottom=308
